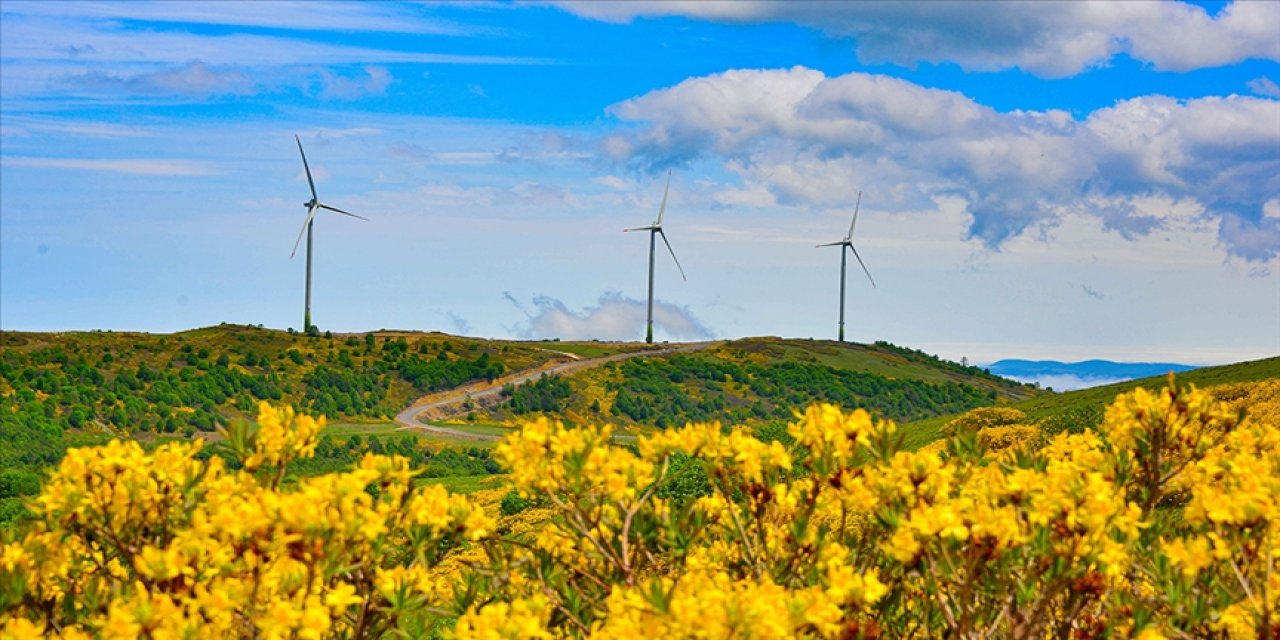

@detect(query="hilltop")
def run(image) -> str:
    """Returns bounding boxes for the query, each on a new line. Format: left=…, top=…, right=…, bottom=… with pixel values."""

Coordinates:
left=475, top=337, right=1041, bottom=428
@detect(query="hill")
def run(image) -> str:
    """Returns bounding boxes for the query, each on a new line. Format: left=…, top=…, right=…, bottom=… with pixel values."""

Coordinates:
left=902, top=355, right=1280, bottom=447
left=0, top=325, right=565, bottom=476
left=478, top=337, right=1041, bottom=428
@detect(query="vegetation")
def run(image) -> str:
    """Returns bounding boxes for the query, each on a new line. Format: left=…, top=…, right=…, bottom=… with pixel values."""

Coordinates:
left=902, top=355, right=1280, bottom=448
left=605, top=354, right=1003, bottom=426
left=479, top=338, right=1037, bottom=429
left=4, top=376, right=1279, bottom=638
left=498, top=374, right=573, bottom=415
left=0, top=325, right=549, bottom=436
left=0, top=326, right=550, bottom=526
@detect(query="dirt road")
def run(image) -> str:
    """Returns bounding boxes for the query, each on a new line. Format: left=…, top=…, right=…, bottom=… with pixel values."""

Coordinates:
left=394, top=341, right=720, bottom=441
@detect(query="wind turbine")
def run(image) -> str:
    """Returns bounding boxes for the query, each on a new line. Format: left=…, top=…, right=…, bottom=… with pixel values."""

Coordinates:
left=625, top=170, right=686, bottom=344
left=817, top=190, right=875, bottom=342
left=291, top=134, right=368, bottom=333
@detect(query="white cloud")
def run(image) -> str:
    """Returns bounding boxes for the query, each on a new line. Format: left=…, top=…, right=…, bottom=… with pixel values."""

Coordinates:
left=3, top=156, right=218, bottom=175
left=557, top=1, right=1280, bottom=77
left=1002, top=374, right=1132, bottom=392
left=314, top=65, right=392, bottom=100
left=1248, top=76, right=1280, bottom=98
left=0, top=18, right=539, bottom=68
left=593, top=175, right=635, bottom=191
left=509, top=292, right=714, bottom=341
left=58, top=61, right=257, bottom=97
left=0, top=115, right=151, bottom=138
left=606, top=67, right=1280, bottom=260
left=1, top=1, right=485, bottom=35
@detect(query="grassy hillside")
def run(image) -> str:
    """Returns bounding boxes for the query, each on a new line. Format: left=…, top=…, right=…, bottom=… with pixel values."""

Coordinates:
left=481, top=338, right=1040, bottom=428
left=0, top=325, right=559, bottom=475
left=0, top=324, right=556, bottom=430
left=901, top=355, right=1280, bottom=448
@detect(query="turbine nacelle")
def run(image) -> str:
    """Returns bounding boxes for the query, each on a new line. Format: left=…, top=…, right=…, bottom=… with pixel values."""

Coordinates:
left=291, top=135, right=369, bottom=258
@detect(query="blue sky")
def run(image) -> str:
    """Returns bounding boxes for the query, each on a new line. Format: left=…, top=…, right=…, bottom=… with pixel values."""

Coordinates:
left=2, top=0, right=1278, bottom=365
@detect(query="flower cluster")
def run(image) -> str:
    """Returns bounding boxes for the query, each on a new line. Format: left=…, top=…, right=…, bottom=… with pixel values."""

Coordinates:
left=458, top=376, right=1278, bottom=638
left=1, top=403, right=492, bottom=638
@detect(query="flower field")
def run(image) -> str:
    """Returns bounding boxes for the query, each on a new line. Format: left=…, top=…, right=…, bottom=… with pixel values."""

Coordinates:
left=3, top=376, right=1278, bottom=638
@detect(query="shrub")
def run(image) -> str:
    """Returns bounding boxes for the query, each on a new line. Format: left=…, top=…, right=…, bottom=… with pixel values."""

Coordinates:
left=941, top=405, right=1027, bottom=436
left=1, top=403, right=493, bottom=638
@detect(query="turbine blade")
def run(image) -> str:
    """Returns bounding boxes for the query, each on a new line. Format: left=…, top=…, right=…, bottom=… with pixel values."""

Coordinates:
left=848, top=244, right=876, bottom=288
left=816, top=240, right=844, bottom=247
left=846, top=190, right=862, bottom=241
left=655, top=169, right=671, bottom=226
left=658, top=229, right=687, bottom=281
left=624, top=225, right=656, bottom=233
left=318, top=203, right=369, bottom=221
left=291, top=205, right=318, bottom=258
left=295, top=134, right=317, bottom=201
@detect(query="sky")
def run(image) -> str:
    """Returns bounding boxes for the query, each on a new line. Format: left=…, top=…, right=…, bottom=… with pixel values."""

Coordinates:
left=1, top=0, right=1278, bottom=366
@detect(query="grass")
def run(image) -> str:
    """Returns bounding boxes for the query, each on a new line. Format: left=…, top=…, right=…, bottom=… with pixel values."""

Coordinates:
left=320, top=421, right=504, bottom=448
left=323, top=421, right=407, bottom=437
left=434, top=422, right=514, bottom=437
left=419, top=473, right=506, bottom=494
left=900, top=355, right=1280, bottom=449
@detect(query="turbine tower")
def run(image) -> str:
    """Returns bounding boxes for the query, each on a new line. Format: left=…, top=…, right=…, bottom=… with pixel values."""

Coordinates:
left=817, top=190, right=875, bottom=342
left=625, top=170, right=686, bottom=344
left=291, top=134, right=368, bottom=333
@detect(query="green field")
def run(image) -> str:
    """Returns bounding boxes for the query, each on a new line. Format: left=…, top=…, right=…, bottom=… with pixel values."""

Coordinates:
left=322, top=421, right=410, bottom=437
left=419, top=473, right=506, bottom=494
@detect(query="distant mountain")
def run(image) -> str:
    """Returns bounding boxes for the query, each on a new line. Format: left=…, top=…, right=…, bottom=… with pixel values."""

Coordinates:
left=988, top=359, right=1199, bottom=390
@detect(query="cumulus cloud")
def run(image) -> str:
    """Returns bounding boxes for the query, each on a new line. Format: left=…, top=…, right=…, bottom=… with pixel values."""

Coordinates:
left=557, top=1, right=1280, bottom=77
left=507, top=292, right=714, bottom=341
left=605, top=66, right=1280, bottom=260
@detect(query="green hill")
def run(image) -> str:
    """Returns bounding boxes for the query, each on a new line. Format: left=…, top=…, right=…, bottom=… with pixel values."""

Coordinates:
left=481, top=337, right=1041, bottom=428
left=0, top=325, right=561, bottom=480
left=0, top=324, right=557, bottom=433
left=900, top=355, right=1280, bottom=448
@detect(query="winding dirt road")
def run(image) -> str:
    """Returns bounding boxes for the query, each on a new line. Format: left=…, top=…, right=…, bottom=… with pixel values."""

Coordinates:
left=394, top=341, right=720, bottom=441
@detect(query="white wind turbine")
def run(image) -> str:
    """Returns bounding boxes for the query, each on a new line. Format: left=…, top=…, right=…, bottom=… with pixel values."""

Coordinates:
left=625, top=170, right=686, bottom=344
left=291, top=134, right=368, bottom=333
left=817, top=191, right=875, bottom=342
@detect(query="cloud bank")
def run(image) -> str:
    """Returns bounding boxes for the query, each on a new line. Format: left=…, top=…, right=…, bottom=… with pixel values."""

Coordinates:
left=508, top=292, right=714, bottom=341
left=603, top=66, right=1280, bottom=261
left=559, top=1, right=1280, bottom=77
